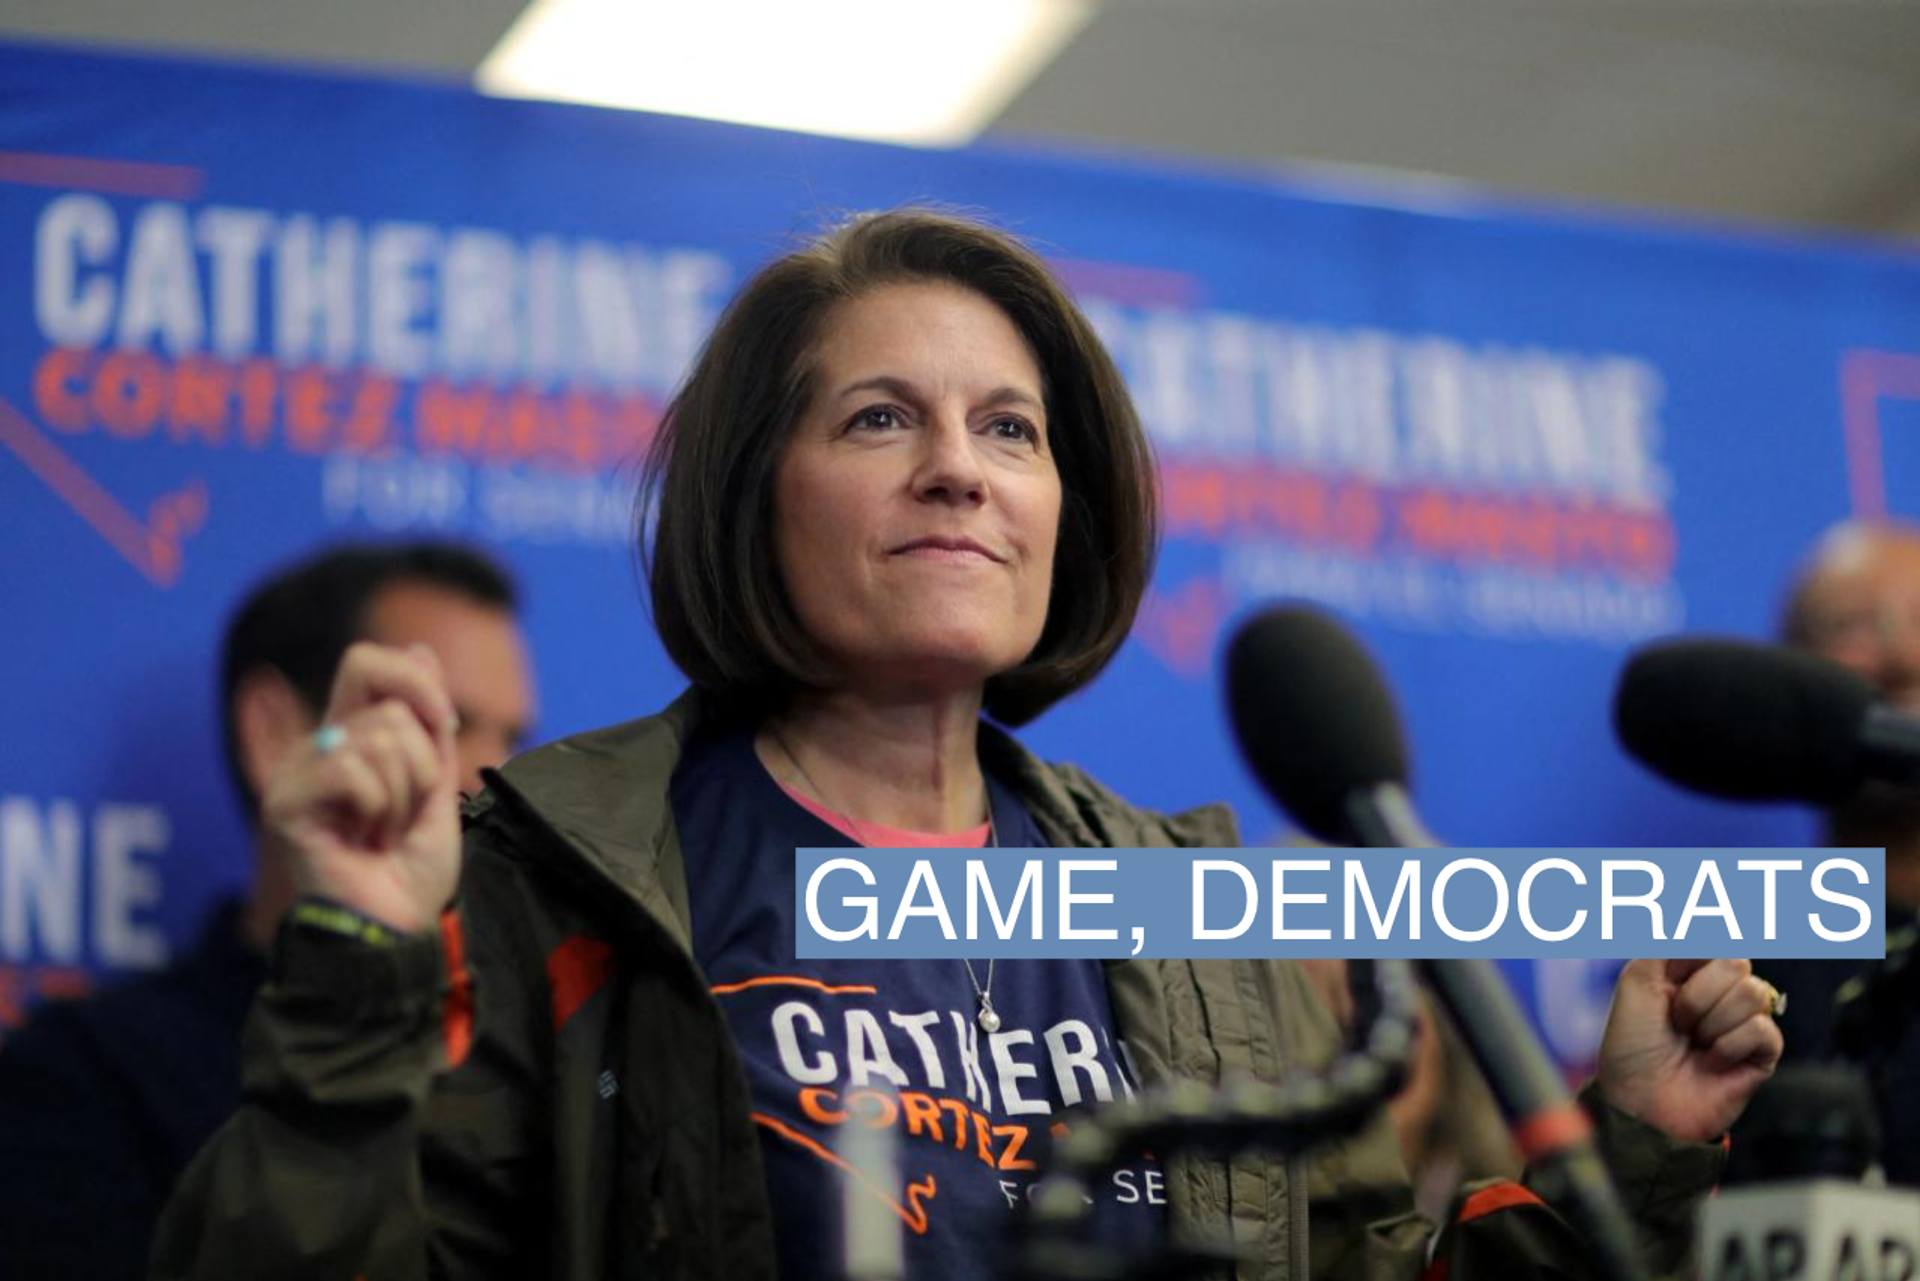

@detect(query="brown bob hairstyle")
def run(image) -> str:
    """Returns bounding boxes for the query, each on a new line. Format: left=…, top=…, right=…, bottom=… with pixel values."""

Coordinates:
left=640, top=208, right=1156, bottom=727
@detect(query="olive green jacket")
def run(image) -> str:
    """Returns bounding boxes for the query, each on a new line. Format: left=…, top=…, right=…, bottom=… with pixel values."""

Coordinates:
left=152, top=693, right=1724, bottom=1279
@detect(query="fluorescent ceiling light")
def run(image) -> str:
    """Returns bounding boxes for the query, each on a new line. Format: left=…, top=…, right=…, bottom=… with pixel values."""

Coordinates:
left=477, top=0, right=1094, bottom=146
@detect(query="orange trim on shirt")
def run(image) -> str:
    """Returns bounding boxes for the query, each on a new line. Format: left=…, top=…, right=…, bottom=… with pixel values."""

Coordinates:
left=710, top=975, right=878, bottom=997
left=439, top=909, right=474, bottom=1068
left=1458, top=1181, right=1545, bottom=1224
left=546, top=934, right=615, bottom=1031
left=1428, top=1181, right=1548, bottom=1279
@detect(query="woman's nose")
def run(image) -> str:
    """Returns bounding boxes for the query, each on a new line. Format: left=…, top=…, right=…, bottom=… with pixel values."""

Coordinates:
left=912, top=417, right=987, bottom=505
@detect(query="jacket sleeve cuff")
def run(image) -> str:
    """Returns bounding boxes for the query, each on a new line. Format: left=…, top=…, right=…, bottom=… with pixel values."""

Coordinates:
left=242, top=900, right=455, bottom=1109
left=1579, top=1079, right=1727, bottom=1275
left=269, top=898, right=445, bottom=1014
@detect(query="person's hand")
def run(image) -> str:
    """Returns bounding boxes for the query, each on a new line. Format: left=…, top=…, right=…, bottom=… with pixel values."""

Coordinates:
left=1386, top=998, right=1444, bottom=1171
left=263, top=642, right=462, bottom=935
left=1595, top=958, right=1783, bottom=1144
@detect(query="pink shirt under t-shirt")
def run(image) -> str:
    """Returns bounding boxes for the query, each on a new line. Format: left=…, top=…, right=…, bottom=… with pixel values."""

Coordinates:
left=774, top=779, right=992, bottom=848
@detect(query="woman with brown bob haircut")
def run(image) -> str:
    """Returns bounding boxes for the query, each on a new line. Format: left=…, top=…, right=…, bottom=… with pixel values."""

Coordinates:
left=645, top=207, right=1154, bottom=727
left=157, top=209, right=1780, bottom=1281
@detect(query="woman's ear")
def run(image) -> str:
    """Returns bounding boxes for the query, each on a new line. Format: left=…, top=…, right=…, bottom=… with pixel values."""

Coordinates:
left=231, top=666, right=319, bottom=803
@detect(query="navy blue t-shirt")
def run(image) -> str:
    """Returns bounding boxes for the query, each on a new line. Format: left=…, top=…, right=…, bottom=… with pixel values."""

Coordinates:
left=674, top=729, right=1166, bottom=1279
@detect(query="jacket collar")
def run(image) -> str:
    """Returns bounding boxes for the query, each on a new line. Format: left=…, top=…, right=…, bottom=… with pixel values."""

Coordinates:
left=484, top=688, right=704, bottom=953
left=483, top=688, right=1239, bottom=956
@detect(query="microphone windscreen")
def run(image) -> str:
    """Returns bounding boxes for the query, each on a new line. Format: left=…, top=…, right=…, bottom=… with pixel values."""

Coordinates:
left=1225, top=604, right=1410, bottom=843
left=1612, top=638, right=1875, bottom=804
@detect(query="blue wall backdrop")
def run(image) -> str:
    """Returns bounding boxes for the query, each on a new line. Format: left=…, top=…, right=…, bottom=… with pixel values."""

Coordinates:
left=2, top=41, right=1917, bottom=1072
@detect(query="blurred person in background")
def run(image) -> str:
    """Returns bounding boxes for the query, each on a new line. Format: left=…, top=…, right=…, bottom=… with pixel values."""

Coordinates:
left=1782, top=521, right=1920, bottom=916
left=1755, top=519, right=1920, bottom=1183
left=0, top=540, right=536, bottom=1281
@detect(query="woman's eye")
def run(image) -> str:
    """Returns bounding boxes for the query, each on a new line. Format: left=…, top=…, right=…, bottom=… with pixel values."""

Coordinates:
left=852, top=406, right=900, bottom=432
left=990, top=416, right=1037, bottom=443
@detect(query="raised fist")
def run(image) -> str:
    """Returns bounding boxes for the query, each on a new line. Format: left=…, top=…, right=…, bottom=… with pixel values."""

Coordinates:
left=262, top=642, right=463, bottom=935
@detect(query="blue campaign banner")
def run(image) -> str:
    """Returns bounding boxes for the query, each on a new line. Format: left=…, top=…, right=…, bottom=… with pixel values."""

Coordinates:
left=2, top=40, right=1917, bottom=1070
left=794, top=847, right=1885, bottom=961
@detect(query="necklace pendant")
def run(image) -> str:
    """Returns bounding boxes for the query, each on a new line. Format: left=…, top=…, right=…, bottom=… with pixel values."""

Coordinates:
left=976, top=1000, right=1001, bottom=1034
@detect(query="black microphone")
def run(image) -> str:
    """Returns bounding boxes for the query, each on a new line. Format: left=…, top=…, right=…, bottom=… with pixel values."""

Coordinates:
left=1614, top=637, right=1920, bottom=804
left=1224, top=604, right=1436, bottom=847
left=1222, top=603, right=1647, bottom=1281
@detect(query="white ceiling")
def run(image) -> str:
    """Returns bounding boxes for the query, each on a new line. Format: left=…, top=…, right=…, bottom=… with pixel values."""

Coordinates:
left=3, top=0, right=1918, bottom=243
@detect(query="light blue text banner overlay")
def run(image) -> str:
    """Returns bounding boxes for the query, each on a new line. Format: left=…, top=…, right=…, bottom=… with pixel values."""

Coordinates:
left=793, top=848, right=1885, bottom=960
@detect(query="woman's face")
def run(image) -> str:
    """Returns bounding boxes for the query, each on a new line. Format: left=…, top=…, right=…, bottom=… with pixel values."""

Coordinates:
left=774, top=281, right=1062, bottom=697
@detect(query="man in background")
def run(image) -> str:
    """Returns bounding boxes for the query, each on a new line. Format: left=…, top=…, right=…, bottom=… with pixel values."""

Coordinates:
left=1760, top=519, right=1920, bottom=1183
left=0, top=541, right=537, bottom=1279
left=1782, top=521, right=1920, bottom=911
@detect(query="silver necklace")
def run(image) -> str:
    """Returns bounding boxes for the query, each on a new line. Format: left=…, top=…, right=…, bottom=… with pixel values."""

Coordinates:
left=769, top=724, right=1003, bottom=1033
